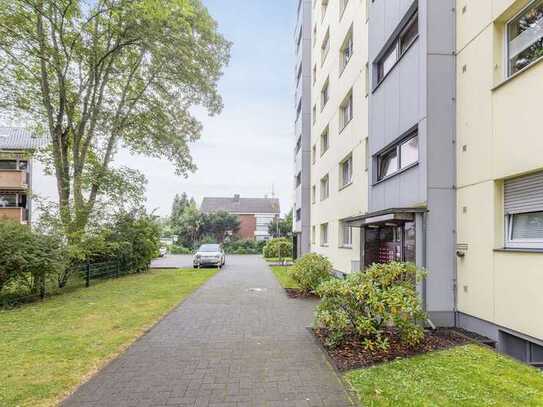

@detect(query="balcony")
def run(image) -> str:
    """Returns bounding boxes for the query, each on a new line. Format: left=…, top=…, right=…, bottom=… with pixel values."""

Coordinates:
left=0, top=207, right=27, bottom=223
left=0, top=170, right=28, bottom=190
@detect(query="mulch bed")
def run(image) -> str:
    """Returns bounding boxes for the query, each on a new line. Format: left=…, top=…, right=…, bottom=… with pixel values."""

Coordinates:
left=313, top=327, right=471, bottom=371
left=284, top=288, right=319, bottom=299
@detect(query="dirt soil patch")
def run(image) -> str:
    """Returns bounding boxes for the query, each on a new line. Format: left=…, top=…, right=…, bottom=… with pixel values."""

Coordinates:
left=284, top=288, right=319, bottom=299
left=313, top=328, right=470, bottom=371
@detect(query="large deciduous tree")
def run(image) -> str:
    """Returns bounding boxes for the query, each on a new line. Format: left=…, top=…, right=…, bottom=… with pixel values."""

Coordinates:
left=0, top=0, right=230, bottom=241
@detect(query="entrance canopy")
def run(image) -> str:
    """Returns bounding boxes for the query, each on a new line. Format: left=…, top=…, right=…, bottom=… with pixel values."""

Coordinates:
left=342, top=207, right=427, bottom=228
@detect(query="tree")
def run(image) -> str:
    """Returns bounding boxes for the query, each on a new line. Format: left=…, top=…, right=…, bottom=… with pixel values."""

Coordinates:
left=171, top=192, right=195, bottom=222
left=269, top=210, right=293, bottom=238
left=0, top=0, right=231, bottom=242
left=202, top=211, right=240, bottom=243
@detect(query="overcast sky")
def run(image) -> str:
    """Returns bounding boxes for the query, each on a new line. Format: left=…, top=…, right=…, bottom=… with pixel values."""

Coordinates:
left=117, top=0, right=296, bottom=217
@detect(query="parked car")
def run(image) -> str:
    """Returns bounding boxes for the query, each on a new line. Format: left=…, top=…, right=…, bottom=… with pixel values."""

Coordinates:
left=159, top=246, right=168, bottom=257
left=193, top=244, right=225, bottom=268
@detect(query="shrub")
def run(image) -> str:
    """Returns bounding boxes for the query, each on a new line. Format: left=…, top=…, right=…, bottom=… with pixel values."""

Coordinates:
left=0, top=221, right=66, bottom=296
left=223, top=239, right=266, bottom=255
left=288, top=253, right=332, bottom=294
left=170, top=245, right=192, bottom=255
left=262, top=237, right=293, bottom=259
left=315, top=262, right=427, bottom=350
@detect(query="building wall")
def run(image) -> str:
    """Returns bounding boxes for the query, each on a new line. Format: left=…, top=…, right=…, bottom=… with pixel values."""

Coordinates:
left=367, top=0, right=457, bottom=325
left=237, top=214, right=257, bottom=240
left=456, top=0, right=543, bottom=344
left=309, top=0, right=369, bottom=274
left=293, top=0, right=312, bottom=256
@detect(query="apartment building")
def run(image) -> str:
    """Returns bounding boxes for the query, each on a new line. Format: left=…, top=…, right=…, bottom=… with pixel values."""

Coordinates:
left=308, top=0, right=369, bottom=274
left=293, top=0, right=312, bottom=258
left=0, top=127, right=46, bottom=224
left=294, top=0, right=543, bottom=365
left=456, top=0, right=543, bottom=367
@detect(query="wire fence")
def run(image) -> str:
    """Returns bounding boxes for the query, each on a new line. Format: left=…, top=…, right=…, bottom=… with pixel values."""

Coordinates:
left=0, top=260, right=148, bottom=308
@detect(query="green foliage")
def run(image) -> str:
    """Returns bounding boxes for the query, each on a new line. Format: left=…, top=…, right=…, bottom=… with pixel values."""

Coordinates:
left=262, top=237, right=293, bottom=259
left=0, top=221, right=66, bottom=296
left=170, top=193, right=240, bottom=247
left=0, top=0, right=231, bottom=238
left=268, top=210, right=293, bottom=238
left=170, top=245, right=193, bottom=255
left=315, top=262, right=427, bottom=350
left=223, top=239, right=266, bottom=255
left=288, top=253, right=332, bottom=294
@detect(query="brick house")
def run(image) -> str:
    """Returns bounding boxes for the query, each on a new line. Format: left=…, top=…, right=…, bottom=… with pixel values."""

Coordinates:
left=201, top=195, right=280, bottom=241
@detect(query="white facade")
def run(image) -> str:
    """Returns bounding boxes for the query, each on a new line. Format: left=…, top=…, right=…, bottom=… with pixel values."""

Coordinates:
left=309, top=0, right=369, bottom=274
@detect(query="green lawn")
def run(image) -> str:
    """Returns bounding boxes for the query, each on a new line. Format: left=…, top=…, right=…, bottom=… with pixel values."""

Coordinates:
left=0, top=268, right=217, bottom=407
left=270, top=266, right=299, bottom=289
left=345, top=344, right=543, bottom=407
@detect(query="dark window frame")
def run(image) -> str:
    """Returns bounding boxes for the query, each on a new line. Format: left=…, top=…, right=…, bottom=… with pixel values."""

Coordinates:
left=375, top=128, right=419, bottom=183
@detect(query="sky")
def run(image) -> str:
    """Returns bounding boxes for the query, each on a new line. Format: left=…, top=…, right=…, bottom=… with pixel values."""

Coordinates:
left=116, top=0, right=297, bottom=217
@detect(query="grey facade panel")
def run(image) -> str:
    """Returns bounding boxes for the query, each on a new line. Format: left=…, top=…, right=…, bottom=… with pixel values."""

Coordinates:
left=367, top=0, right=456, bottom=321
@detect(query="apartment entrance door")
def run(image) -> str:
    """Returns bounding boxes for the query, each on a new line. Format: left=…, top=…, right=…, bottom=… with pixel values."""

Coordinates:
left=364, top=221, right=416, bottom=268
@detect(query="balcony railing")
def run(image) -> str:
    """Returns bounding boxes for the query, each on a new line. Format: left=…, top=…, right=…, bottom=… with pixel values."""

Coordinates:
left=0, top=207, right=27, bottom=223
left=0, top=170, right=28, bottom=190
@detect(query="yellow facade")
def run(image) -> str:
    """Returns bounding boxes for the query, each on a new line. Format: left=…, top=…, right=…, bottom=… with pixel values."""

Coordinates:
left=457, top=0, right=543, bottom=340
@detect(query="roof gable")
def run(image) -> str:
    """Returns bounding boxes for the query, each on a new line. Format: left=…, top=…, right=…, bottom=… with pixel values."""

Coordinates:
left=201, top=196, right=280, bottom=214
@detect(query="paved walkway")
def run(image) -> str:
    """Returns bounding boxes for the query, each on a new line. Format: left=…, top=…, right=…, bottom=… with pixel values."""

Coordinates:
left=63, top=256, right=354, bottom=407
left=150, top=254, right=194, bottom=269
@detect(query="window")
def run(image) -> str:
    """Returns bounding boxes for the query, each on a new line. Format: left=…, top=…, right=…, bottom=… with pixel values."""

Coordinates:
left=321, top=0, right=328, bottom=21
left=364, top=62, right=370, bottom=96
left=376, top=131, right=419, bottom=181
left=377, top=44, right=397, bottom=83
left=296, top=63, right=302, bottom=87
left=375, top=10, right=419, bottom=84
left=0, top=160, right=17, bottom=170
left=312, top=225, right=316, bottom=244
left=320, top=223, right=329, bottom=246
left=340, top=27, right=354, bottom=72
left=340, top=92, right=353, bottom=131
left=507, top=0, right=543, bottom=76
left=321, top=28, right=330, bottom=64
left=312, top=105, right=317, bottom=125
left=0, top=193, right=17, bottom=207
left=378, top=148, right=398, bottom=179
left=320, top=127, right=329, bottom=155
left=399, top=14, right=418, bottom=54
left=312, top=185, right=317, bottom=203
left=296, top=208, right=302, bottom=222
left=504, top=171, right=543, bottom=249
left=340, top=155, right=353, bottom=188
left=295, top=136, right=302, bottom=155
left=313, top=24, right=317, bottom=47
left=321, top=78, right=329, bottom=110
left=296, top=100, right=302, bottom=122
left=312, top=145, right=317, bottom=164
left=340, top=223, right=352, bottom=247
left=400, top=136, right=419, bottom=168
left=320, top=174, right=329, bottom=201
left=313, top=64, right=317, bottom=85
left=340, top=0, right=349, bottom=19
left=295, top=172, right=302, bottom=187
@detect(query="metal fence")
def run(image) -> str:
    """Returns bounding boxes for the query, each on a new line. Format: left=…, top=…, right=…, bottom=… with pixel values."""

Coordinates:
left=0, top=260, right=147, bottom=308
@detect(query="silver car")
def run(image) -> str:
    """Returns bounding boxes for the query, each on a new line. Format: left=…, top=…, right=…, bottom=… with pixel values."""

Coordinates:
left=193, top=244, right=225, bottom=268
